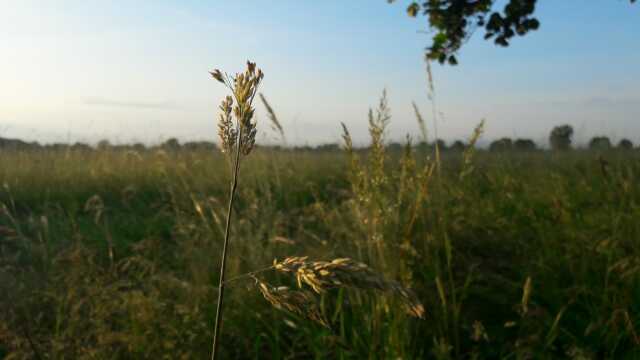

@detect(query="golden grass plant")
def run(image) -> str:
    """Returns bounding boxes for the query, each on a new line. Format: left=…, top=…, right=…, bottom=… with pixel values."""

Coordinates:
left=209, top=61, right=263, bottom=360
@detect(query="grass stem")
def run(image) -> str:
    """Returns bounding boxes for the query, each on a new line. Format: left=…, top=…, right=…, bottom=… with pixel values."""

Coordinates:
left=211, top=125, right=243, bottom=360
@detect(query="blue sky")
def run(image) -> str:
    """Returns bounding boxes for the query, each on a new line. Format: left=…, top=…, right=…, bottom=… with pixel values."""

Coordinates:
left=0, top=0, right=638, bottom=146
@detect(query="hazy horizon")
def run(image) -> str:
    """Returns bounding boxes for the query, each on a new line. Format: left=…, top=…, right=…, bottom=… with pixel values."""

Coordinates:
left=1, top=1, right=639, bottom=147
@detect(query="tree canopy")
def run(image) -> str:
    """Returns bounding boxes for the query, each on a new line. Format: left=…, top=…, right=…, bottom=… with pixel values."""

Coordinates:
left=389, top=0, right=636, bottom=65
left=589, top=136, right=612, bottom=151
left=549, top=125, right=573, bottom=151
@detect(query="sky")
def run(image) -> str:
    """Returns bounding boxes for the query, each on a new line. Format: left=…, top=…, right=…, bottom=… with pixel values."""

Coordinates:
left=0, top=0, right=638, bottom=147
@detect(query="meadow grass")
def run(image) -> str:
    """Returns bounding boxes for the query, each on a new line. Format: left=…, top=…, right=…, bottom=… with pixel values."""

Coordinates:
left=0, top=142, right=639, bottom=359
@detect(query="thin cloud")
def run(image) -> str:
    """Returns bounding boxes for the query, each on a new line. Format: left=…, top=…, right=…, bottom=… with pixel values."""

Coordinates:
left=83, top=97, right=181, bottom=110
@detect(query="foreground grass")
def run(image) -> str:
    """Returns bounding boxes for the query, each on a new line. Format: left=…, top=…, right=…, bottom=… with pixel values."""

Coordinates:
left=1, top=147, right=639, bottom=359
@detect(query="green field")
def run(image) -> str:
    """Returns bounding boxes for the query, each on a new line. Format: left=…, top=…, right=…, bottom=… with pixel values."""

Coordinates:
left=1, top=144, right=640, bottom=359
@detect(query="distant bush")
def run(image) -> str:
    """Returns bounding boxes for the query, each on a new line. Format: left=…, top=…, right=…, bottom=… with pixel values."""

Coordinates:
left=386, top=142, right=403, bottom=152
left=449, top=140, right=466, bottom=152
left=549, top=125, right=573, bottom=151
left=489, top=138, right=513, bottom=152
left=97, top=139, right=111, bottom=151
left=183, top=141, right=217, bottom=152
left=618, top=138, right=633, bottom=150
left=514, top=138, right=537, bottom=151
left=131, top=143, right=147, bottom=152
left=0, top=137, right=40, bottom=151
left=412, top=139, right=447, bottom=153
left=589, top=136, right=612, bottom=151
left=315, top=143, right=340, bottom=152
left=70, top=142, right=92, bottom=152
left=162, top=138, right=181, bottom=151
left=45, top=143, right=68, bottom=151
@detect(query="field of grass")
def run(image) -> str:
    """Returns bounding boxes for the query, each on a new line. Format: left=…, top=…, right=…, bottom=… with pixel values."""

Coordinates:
left=1, top=142, right=639, bottom=359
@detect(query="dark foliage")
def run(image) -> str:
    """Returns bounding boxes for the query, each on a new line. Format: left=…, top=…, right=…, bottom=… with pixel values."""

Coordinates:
left=618, top=138, right=634, bottom=151
left=489, top=137, right=513, bottom=152
left=549, top=125, right=573, bottom=151
left=450, top=140, right=466, bottom=152
left=389, top=0, right=636, bottom=64
left=514, top=138, right=537, bottom=151
left=589, top=136, right=612, bottom=151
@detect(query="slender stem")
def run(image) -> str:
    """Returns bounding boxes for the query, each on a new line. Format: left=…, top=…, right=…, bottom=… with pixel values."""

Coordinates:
left=425, top=59, right=441, bottom=178
left=211, top=126, right=243, bottom=360
left=223, top=265, right=275, bottom=285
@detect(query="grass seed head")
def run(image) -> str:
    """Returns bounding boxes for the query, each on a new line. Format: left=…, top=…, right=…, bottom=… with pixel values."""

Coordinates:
left=212, top=61, right=264, bottom=158
left=411, top=101, right=428, bottom=143
left=209, top=69, right=224, bottom=84
left=259, top=93, right=285, bottom=142
left=273, top=257, right=425, bottom=319
left=256, top=279, right=329, bottom=328
left=217, top=96, right=236, bottom=154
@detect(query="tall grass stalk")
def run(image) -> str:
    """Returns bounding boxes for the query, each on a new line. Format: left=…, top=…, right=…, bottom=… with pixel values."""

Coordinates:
left=259, top=93, right=286, bottom=144
left=425, top=59, right=441, bottom=176
left=412, top=101, right=428, bottom=144
left=211, top=137, right=241, bottom=360
left=209, top=61, right=263, bottom=360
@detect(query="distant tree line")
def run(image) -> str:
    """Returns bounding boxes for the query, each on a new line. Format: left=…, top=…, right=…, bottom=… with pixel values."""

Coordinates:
left=548, top=124, right=635, bottom=151
left=0, top=127, right=636, bottom=153
left=0, top=137, right=218, bottom=153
